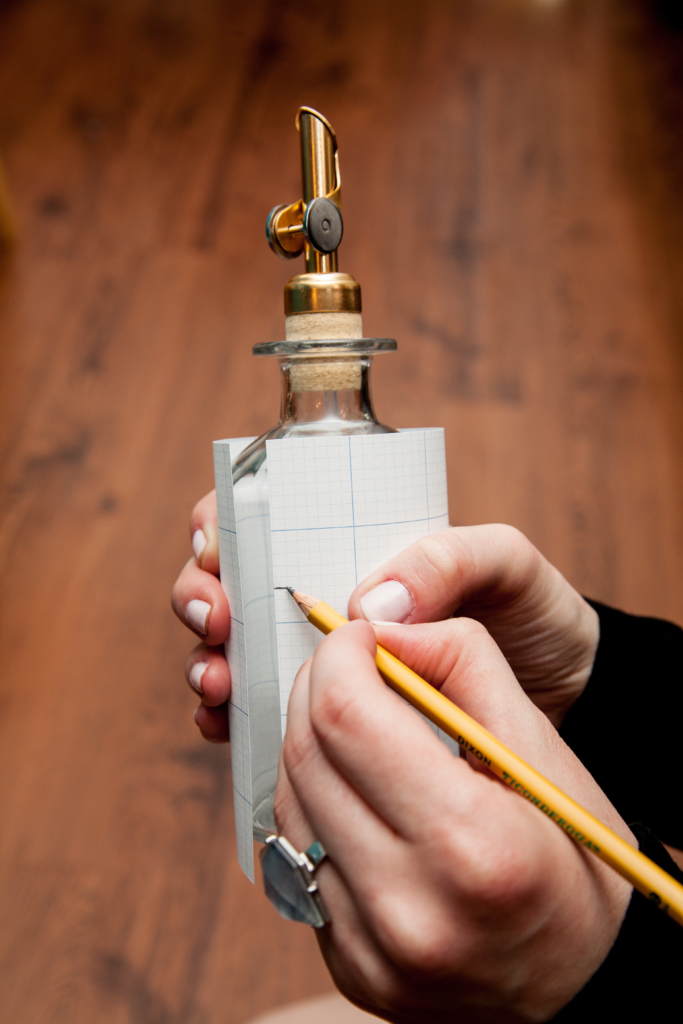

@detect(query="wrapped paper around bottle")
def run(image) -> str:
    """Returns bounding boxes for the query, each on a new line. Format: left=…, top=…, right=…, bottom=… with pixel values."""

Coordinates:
left=213, top=428, right=456, bottom=881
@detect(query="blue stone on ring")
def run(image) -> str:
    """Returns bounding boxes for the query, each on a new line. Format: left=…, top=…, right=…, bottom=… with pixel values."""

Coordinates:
left=260, top=835, right=329, bottom=928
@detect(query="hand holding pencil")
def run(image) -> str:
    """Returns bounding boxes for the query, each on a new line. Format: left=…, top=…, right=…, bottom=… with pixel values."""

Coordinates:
left=275, top=609, right=637, bottom=1022
left=284, top=586, right=683, bottom=924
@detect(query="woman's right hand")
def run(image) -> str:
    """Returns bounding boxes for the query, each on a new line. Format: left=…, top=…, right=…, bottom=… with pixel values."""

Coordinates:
left=274, top=617, right=631, bottom=1023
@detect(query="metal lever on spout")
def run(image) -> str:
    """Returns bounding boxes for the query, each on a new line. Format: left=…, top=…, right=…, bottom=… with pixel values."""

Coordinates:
left=266, top=107, right=343, bottom=269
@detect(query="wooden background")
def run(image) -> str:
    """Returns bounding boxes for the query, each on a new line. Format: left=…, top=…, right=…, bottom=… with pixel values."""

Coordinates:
left=1, top=0, right=683, bottom=1021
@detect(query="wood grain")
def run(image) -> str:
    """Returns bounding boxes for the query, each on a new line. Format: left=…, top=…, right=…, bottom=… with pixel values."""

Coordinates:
left=0, top=1, right=682, bottom=1021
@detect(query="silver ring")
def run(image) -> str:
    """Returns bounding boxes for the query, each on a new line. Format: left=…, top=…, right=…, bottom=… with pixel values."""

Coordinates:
left=260, top=835, right=330, bottom=928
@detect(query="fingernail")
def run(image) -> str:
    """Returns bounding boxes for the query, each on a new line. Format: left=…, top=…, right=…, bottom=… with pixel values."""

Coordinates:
left=189, top=661, right=208, bottom=693
left=186, top=599, right=211, bottom=634
left=192, top=529, right=207, bottom=560
left=360, top=580, right=413, bottom=623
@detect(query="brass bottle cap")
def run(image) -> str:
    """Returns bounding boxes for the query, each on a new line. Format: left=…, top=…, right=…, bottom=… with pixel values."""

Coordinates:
left=284, top=272, right=361, bottom=315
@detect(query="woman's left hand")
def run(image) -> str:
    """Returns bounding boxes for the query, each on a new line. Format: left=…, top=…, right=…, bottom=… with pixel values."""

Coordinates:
left=274, top=618, right=633, bottom=1023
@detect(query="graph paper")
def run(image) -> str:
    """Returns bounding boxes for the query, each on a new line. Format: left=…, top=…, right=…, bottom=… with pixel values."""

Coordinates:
left=214, top=428, right=451, bottom=882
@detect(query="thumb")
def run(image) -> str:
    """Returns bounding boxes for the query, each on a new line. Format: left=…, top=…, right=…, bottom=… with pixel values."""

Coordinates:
left=348, top=524, right=545, bottom=625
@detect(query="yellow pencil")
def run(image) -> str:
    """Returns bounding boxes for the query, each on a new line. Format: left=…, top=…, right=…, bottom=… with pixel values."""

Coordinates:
left=282, top=587, right=683, bottom=927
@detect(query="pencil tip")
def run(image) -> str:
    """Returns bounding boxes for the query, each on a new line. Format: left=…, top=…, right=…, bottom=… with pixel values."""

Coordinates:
left=274, top=586, right=296, bottom=596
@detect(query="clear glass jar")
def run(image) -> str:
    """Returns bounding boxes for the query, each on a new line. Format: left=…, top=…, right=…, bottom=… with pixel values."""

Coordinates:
left=231, top=338, right=396, bottom=839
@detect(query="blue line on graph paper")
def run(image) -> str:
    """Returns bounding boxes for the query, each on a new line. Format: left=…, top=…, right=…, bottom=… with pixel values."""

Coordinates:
left=348, top=436, right=358, bottom=586
left=423, top=432, right=430, bottom=521
left=271, top=514, right=447, bottom=533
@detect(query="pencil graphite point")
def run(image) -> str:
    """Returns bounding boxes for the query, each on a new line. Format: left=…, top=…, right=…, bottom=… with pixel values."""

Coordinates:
left=275, top=586, right=317, bottom=615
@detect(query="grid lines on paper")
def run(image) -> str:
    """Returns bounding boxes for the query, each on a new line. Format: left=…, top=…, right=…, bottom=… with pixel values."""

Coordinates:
left=268, top=429, right=449, bottom=723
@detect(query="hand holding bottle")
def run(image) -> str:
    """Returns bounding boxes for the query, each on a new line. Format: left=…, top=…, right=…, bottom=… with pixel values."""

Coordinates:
left=171, top=488, right=232, bottom=742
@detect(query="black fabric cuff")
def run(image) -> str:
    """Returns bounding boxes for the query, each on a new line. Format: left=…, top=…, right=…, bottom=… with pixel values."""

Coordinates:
left=551, top=826, right=683, bottom=1019
left=560, top=599, right=683, bottom=848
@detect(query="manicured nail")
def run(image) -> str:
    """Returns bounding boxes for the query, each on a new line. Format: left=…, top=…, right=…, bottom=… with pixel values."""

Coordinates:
left=186, top=599, right=211, bottom=634
left=189, top=661, right=209, bottom=693
left=192, top=529, right=207, bottom=560
left=360, top=580, right=413, bottom=623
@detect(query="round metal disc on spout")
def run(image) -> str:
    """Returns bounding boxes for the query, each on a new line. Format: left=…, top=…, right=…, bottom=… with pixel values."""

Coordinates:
left=303, top=197, right=343, bottom=254
left=266, top=202, right=306, bottom=259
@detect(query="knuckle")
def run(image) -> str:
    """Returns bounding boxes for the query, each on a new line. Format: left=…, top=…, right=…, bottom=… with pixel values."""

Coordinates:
left=170, top=580, right=185, bottom=615
left=415, top=530, right=464, bottom=577
left=371, top=893, right=458, bottom=979
left=495, top=524, right=541, bottom=579
left=495, top=522, right=528, bottom=549
left=458, top=840, right=541, bottom=917
left=192, top=488, right=216, bottom=520
left=310, top=683, right=362, bottom=747
left=171, top=559, right=195, bottom=606
left=425, top=817, right=543, bottom=921
left=451, top=616, right=489, bottom=641
left=447, top=617, right=492, bottom=669
left=281, top=722, right=317, bottom=780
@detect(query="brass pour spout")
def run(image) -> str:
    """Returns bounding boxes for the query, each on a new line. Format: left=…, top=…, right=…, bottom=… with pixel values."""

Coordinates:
left=266, top=107, right=343, bottom=273
left=266, top=107, right=361, bottom=319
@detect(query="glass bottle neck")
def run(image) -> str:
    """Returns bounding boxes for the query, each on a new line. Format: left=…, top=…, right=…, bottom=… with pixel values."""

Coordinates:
left=278, top=355, right=380, bottom=433
left=232, top=343, right=397, bottom=483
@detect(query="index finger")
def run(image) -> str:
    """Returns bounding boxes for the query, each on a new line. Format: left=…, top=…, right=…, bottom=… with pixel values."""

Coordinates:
left=347, top=524, right=544, bottom=624
left=301, top=620, right=490, bottom=842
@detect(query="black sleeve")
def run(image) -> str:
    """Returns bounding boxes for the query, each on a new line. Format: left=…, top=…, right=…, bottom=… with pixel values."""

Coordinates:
left=552, top=825, right=683, bottom=1020
left=560, top=599, right=683, bottom=849
left=552, top=602, right=683, bottom=1020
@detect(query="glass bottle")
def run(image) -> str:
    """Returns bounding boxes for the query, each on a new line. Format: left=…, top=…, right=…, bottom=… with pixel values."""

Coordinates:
left=232, top=339, right=396, bottom=839
left=232, top=106, right=399, bottom=839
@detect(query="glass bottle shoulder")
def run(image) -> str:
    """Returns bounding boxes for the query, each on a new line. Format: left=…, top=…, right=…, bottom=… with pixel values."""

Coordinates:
left=232, top=342, right=396, bottom=485
left=232, top=416, right=395, bottom=484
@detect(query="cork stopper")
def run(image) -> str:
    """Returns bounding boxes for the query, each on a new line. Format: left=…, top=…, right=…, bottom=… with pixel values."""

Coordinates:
left=289, top=359, right=362, bottom=392
left=283, top=305, right=364, bottom=392
left=285, top=311, right=363, bottom=342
